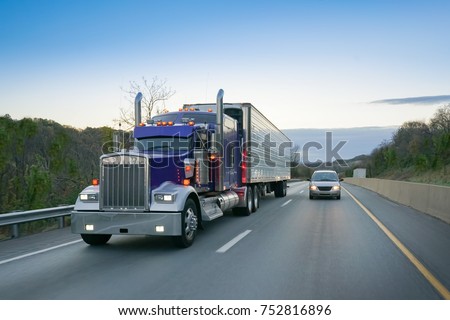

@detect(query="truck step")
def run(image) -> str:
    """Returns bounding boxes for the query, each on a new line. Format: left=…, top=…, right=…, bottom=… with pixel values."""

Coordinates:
left=200, top=198, right=224, bottom=221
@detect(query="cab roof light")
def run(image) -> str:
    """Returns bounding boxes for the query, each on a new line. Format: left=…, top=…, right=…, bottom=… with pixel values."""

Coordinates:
left=188, top=121, right=195, bottom=126
left=208, top=108, right=213, bottom=112
left=168, top=121, right=174, bottom=126
left=162, top=121, right=167, bottom=126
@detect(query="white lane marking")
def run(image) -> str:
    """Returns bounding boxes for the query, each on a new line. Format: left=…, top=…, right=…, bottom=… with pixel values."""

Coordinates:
left=216, top=230, right=252, bottom=253
left=281, top=199, right=292, bottom=207
left=299, top=190, right=304, bottom=194
left=0, top=239, right=83, bottom=266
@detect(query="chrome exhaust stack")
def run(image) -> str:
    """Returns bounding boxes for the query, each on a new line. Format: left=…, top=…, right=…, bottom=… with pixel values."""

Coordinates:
left=215, top=89, right=224, bottom=192
left=134, top=92, right=143, bottom=127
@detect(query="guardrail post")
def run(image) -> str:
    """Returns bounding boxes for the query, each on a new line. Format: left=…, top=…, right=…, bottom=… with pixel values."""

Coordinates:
left=58, top=216, right=65, bottom=229
left=12, top=224, right=19, bottom=238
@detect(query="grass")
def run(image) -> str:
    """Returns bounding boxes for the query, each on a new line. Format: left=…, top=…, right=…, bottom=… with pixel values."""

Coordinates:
left=376, top=165, right=450, bottom=187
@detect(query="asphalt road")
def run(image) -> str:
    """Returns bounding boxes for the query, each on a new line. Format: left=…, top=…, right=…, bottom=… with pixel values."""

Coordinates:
left=0, top=181, right=449, bottom=299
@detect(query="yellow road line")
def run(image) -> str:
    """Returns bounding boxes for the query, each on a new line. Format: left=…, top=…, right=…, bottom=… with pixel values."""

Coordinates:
left=343, top=186, right=450, bottom=300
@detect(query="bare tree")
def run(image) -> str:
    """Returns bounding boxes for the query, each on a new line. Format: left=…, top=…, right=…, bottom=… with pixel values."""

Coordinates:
left=117, top=76, right=176, bottom=130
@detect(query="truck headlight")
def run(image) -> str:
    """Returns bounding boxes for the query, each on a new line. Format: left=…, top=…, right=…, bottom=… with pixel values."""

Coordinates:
left=80, top=193, right=98, bottom=201
left=154, top=194, right=175, bottom=202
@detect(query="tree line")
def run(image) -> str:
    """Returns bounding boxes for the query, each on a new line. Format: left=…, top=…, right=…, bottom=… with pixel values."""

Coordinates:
left=0, top=115, right=126, bottom=214
left=367, top=105, right=450, bottom=178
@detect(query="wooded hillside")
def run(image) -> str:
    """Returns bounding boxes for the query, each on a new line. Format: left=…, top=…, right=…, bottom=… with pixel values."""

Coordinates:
left=367, top=105, right=450, bottom=184
left=0, top=115, right=123, bottom=213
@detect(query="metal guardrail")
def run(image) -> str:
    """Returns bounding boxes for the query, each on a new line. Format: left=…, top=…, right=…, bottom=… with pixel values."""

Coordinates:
left=0, top=205, right=74, bottom=238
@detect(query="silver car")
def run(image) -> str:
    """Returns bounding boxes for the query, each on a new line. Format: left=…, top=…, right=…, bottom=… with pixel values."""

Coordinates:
left=308, top=170, right=342, bottom=200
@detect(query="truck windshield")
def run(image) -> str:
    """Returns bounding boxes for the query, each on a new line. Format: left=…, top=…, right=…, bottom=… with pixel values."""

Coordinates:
left=152, top=113, right=215, bottom=124
left=152, top=114, right=178, bottom=123
left=137, top=137, right=192, bottom=152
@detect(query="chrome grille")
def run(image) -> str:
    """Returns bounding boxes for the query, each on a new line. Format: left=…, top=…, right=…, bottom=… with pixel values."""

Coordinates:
left=100, top=154, right=149, bottom=211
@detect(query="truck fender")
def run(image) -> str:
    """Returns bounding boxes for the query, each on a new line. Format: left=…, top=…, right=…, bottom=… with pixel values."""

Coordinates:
left=149, top=181, right=199, bottom=213
left=73, top=185, right=100, bottom=211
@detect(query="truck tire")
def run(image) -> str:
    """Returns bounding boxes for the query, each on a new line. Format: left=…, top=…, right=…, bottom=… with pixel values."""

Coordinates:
left=81, top=234, right=111, bottom=246
left=274, top=181, right=285, bottom=198
left=251, top=185, right=259, bottom=212
left=233, top=186, right=253, bottom=216
left=174, top=198, right=198, bottom=248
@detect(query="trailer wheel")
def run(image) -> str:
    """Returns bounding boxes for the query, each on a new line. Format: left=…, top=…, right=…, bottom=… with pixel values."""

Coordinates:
left=81, top=234, right=111, bottom=246
left=275, top=181, right=287, bottom=198
left=274, top=181, right=282, bottom=197
left=252, top=185, right=259, bottom=212
left=174, top=198, right=198, bottom=248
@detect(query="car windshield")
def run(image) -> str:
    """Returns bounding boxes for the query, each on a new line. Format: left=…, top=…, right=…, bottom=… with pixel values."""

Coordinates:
left=311, top=172, right=338, bottom=181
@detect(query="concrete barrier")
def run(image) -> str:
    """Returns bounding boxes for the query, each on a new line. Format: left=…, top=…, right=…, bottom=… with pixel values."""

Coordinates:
left=345, top=178, right=450, bottom=225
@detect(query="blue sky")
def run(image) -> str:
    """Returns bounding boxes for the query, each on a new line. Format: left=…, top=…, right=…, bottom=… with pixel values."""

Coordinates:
left=1, top=0, right=449, bottom=129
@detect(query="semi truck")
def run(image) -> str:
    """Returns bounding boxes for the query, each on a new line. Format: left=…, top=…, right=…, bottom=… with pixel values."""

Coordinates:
left=71, top=89, right=291, bottom=247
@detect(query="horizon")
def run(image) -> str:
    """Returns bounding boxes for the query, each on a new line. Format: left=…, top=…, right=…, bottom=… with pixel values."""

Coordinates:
left=1, top=113, right=398, bottom=159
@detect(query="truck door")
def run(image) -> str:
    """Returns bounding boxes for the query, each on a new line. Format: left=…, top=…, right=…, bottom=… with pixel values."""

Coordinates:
left=223, top=118, right=239, bottom=188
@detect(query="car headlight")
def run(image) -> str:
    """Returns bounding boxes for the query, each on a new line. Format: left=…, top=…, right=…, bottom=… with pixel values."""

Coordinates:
left=154, top=194, right=175, bottom=202
left=79, top=193, right=98, bottom=201
left=309, top=185, right=318, bottom=191
left=332, top=185, right=341, bottom=191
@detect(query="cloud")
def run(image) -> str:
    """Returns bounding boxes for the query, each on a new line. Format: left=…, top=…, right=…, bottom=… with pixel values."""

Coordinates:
left=371, top=95, right=450, bottom=105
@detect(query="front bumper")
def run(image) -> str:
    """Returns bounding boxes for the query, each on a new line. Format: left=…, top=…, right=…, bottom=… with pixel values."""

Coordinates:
left=310, top=190, right=341, bottom=198
left=71, top=210, right=181, bottom=236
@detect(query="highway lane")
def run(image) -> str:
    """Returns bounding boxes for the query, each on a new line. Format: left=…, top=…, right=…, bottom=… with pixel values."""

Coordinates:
left=0, top=181, right=449, bottom=299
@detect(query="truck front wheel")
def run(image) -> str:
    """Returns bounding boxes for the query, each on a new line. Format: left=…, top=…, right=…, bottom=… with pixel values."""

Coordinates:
left=81, top=234, right=111, bottom=245
left=174, top=198, right=198, bottom=248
